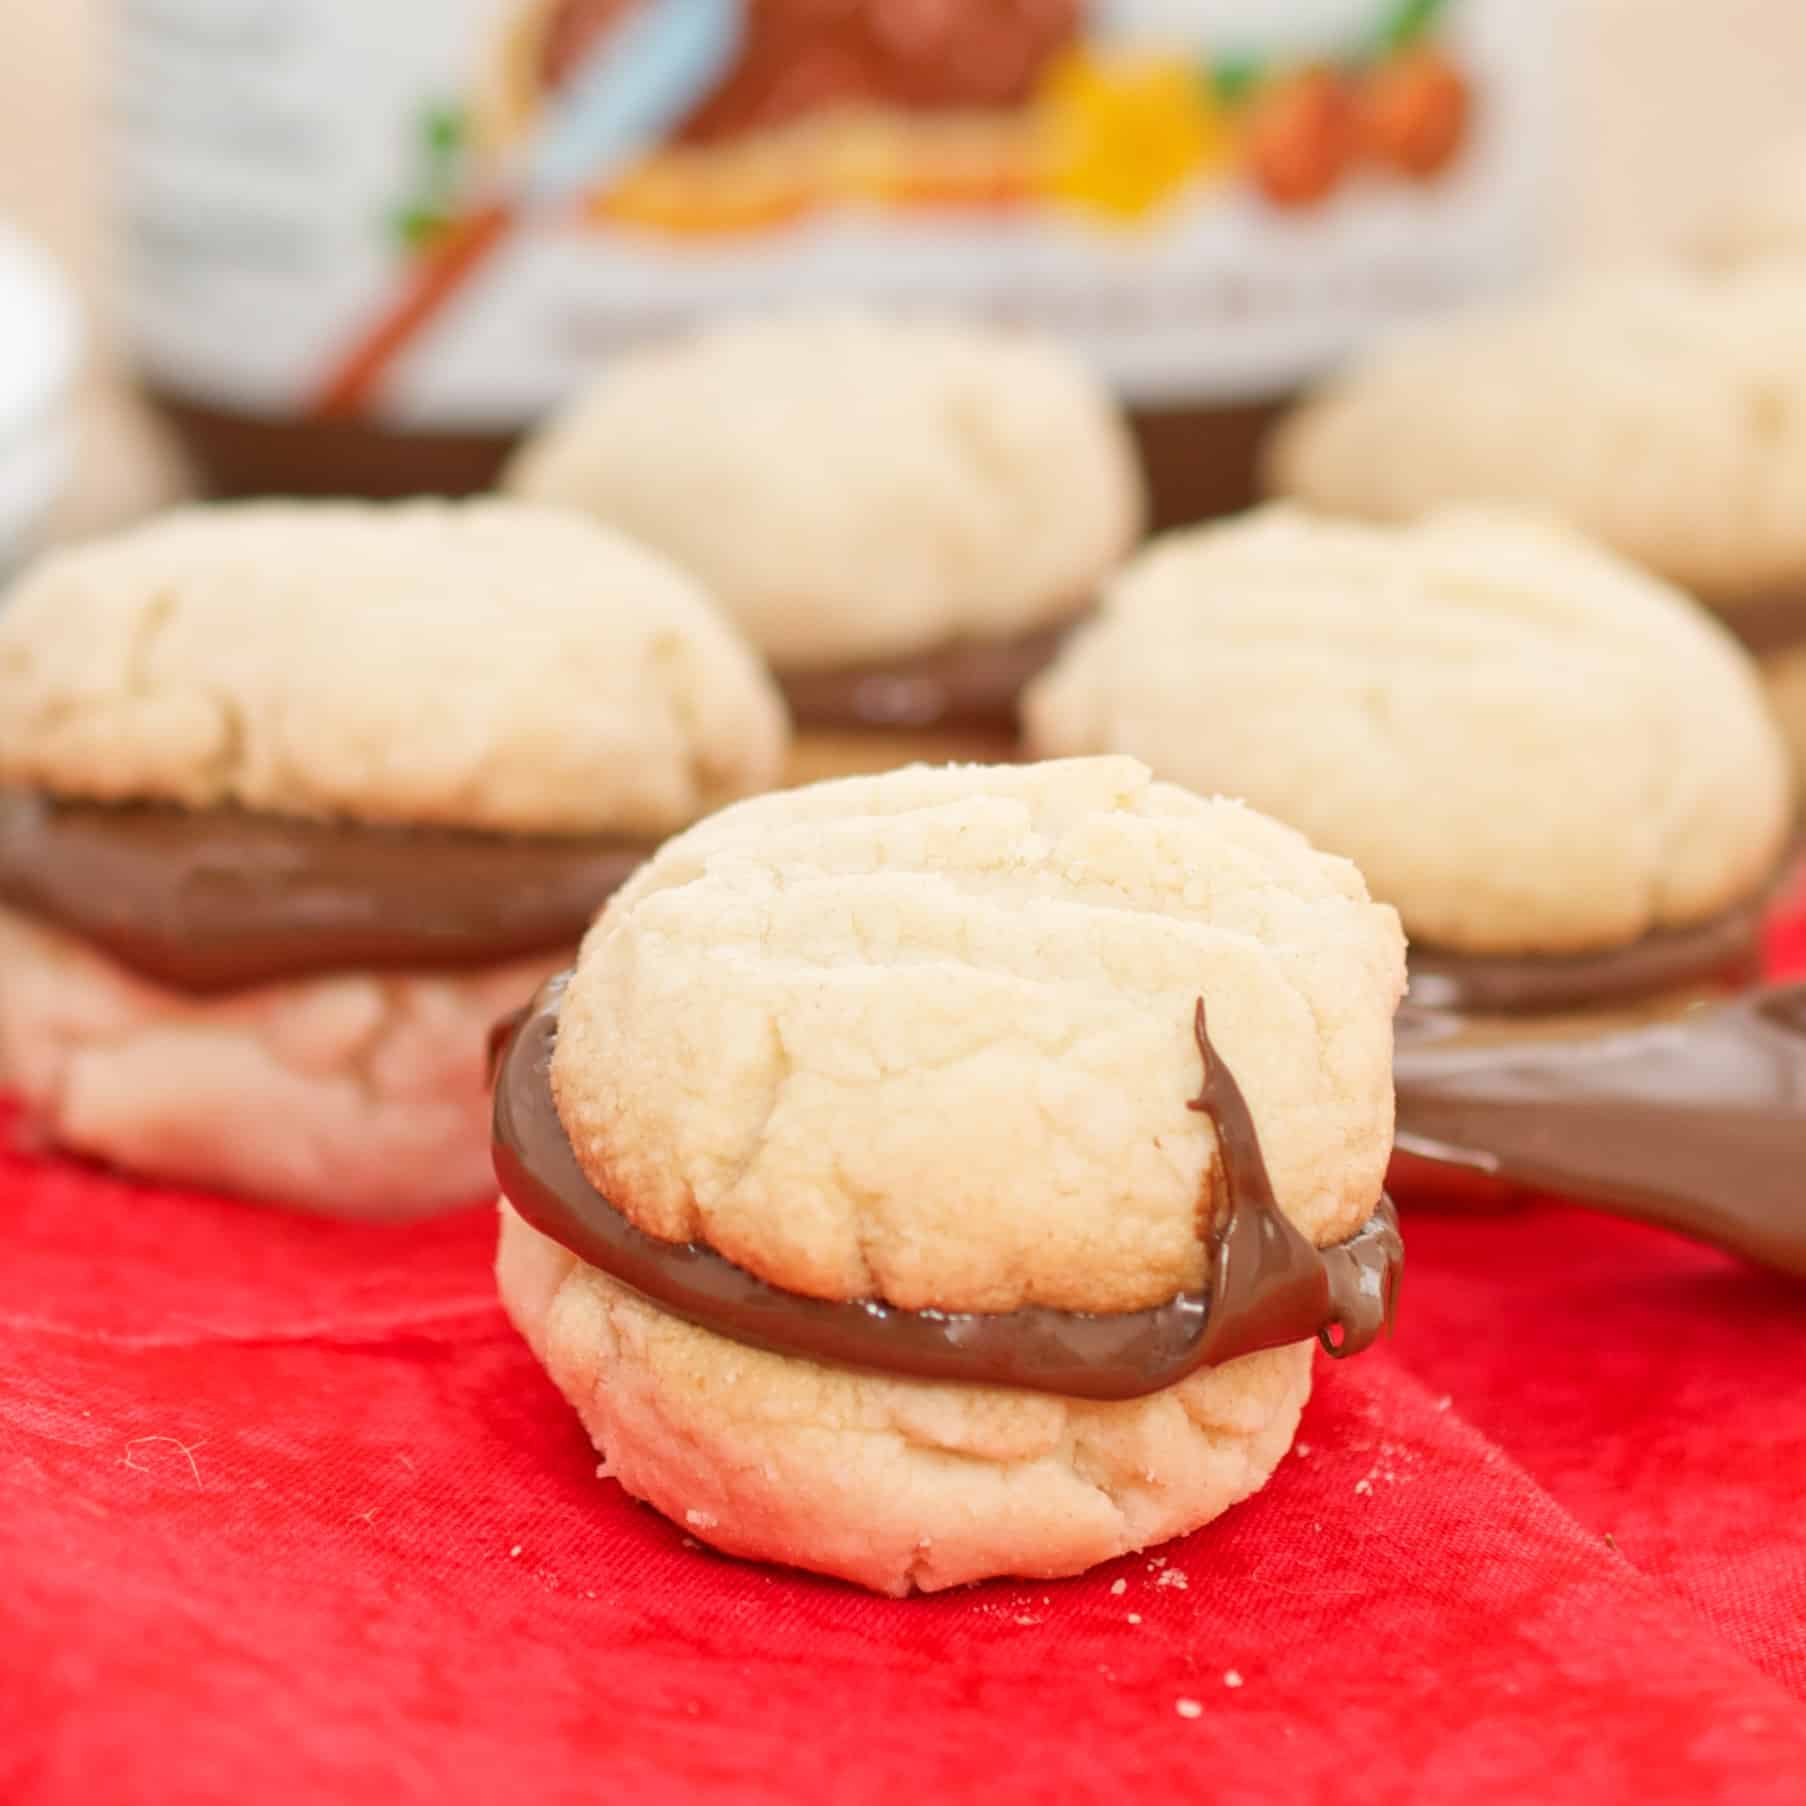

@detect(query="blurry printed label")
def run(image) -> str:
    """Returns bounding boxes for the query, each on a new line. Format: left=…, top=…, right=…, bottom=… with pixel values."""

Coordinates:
left=116, top=0, right=1559, bottom=423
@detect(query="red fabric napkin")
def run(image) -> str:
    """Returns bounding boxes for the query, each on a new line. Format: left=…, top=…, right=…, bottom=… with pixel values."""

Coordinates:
left=4, top=897, right=1804, bottom=1805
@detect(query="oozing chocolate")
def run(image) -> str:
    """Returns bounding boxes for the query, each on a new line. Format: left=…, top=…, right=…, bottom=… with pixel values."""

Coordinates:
left=1393, top=984, right=1806, bottom=1278
left=0, top=792, right=648, bottom=994
left=492, top=977, right=1401, bottom=1401
left=778, top=620, right=1075, bottom=731
left=1407, top=892, right=1770, bottom=1015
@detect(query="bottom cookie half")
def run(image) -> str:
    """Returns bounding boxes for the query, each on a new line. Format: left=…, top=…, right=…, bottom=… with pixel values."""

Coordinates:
left=496, top=1201, right=1314, bottom=1595
left=0, top=904, right=565, bottom=1216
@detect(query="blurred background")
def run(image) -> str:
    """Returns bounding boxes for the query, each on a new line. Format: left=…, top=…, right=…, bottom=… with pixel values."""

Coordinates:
left=7, top=0, right=1806, bottom=546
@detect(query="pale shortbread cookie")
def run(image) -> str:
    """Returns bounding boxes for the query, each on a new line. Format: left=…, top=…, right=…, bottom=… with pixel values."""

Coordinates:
left=504, top=312, right=1144, bottom=671
left=1264, top=268, right=1806, bottom=614
left=497, top=1202, right=1314, bottom=1596
left=1768, top=649, right=1806, bottom=797
left=0, top=903, right=556, bottom=1217
left=0, top=498, right=787, bottom=834
left=550, top=755, right=1404, bottom=1315
left=1024, top=509, right=1792, bottom=956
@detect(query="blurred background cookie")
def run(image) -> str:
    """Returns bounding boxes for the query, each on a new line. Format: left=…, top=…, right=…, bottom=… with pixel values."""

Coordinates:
left=495, top=755, right=1405, bottom=1592
left=506, top=311, right=1144, bottom=780
left=1025, top=507, right=1793, bottom=1011
left=0, top=498, right=786, bottom=1215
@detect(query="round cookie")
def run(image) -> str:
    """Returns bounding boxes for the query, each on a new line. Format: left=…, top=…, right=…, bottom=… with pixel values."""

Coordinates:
left=1024, top=508, right=1793, bottom=977
left=504, top=311, right=1144, bottom=778
left=0, top=498, right=788, bottom=1215
left=494, top=755, right=1406, bottom=1592
left=1263, top=267, right=1806, bottom=632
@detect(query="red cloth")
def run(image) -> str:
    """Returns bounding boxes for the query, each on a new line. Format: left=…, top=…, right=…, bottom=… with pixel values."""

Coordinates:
left=4, top=896, right=1804, bottom=1805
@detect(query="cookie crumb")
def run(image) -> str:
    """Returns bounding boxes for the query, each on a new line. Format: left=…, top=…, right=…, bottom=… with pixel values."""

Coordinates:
left=509, top=1545, right=522, bottom=1558
left=1110, top=1578, right=1127, bottom=1596
left=685, top=1509, right=719, bottom=1529
left=1354, top=1478, right=1373, bottom=1496
left=1224, top=1670, right=1244, bottom=1690
left=1156, top=1568, right=1189, bottom=1590
left=1127, top=1613, right=1142, bottom=1625
left=1604, top=1532, right=1618, bottom=1552
left=1175, top=1699, right=1203, bottom=1719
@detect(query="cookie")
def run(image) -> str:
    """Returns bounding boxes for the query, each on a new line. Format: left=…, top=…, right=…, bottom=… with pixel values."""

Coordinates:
left=504, top=311, right=1144, bottom=775
left=493, top=755, right=1405, bottom=1592
left=1264, top=268, right=1806, bottom=636
left=1024, top=508, right=1792, bottom=993
left=0, top=499, right=788, bottom=1214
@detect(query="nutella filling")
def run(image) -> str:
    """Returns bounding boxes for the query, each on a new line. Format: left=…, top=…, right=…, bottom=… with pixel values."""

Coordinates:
left=1392, top=984, right=1806, bottom=1279
left=778, top=619, right=1075, bottom=732
left=492, top=977, right=1401, bottom=1401
left=1407, top=891, right=1770, bottom=1015
left=1720, top=590, right=1806, bottom=658
left=0, top=792, right=648, bottom=994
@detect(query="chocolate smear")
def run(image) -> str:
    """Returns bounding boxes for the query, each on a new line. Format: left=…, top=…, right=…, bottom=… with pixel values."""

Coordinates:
left=1393, top=984, right=1806, bottom=1278
left=778, top=620, right=1075, bottom=731
left=1407, top=893, right=1770, bottom=1016
left=0, top=792, right=647, bottom=994
left=492, top=976, right=1400, bottom=1401
left=1718, top=589, right=1806, bottom=657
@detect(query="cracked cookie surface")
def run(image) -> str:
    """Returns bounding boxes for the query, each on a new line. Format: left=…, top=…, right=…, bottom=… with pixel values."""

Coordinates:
left=549, top=755, right=1404, bottom=1315
left=0, top=498, right=787, bottom=837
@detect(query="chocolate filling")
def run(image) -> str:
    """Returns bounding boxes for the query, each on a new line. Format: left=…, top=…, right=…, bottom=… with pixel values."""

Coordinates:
left=1719, top=590, right=1806, bottom=657
left=1406, top=891, right=1770, bottom=1016
left=1393, top=984, right=1806, bottom=1278
left=492, top=977, right=1400, bottom=1401
left=778, top=620, right=1075, bottom=731
left=0, top=792, right=648, bottom=994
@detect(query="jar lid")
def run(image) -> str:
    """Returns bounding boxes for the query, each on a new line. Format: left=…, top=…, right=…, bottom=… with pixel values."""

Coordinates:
left=0, top=224, right=79, bottom=571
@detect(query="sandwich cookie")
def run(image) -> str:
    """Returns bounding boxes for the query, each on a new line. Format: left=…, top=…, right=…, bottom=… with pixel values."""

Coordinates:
left=494, top=756, right=1405, bottom=1593
left=505, top=311, right=1144, bottom=780
left=0, top=499, right=786, bottom=1215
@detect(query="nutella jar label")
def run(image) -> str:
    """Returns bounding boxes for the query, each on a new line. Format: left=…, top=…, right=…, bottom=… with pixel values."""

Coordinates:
left=116, top=0, right=1558, bottom=426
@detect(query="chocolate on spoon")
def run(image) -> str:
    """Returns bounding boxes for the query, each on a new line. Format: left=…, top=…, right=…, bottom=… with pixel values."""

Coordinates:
left=1392, top=984, right=1806, bottom=1278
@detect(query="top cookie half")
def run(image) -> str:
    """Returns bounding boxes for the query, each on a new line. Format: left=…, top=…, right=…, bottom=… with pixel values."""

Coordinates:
left=1265, top=266, right=1806, bottom=617
left=550, top=756, right=1405, bottom=1317
left=0, top=499, right=788, bottom=837
left=505, top=311, right=1145, bottom=671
